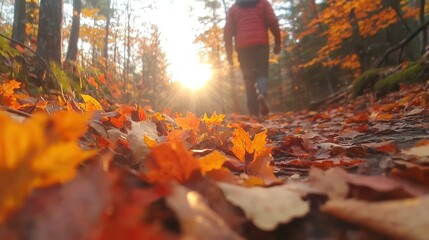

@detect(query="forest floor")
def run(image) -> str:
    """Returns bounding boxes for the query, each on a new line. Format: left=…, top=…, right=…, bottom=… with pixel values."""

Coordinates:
left=1, top=81, right=429, bottom=240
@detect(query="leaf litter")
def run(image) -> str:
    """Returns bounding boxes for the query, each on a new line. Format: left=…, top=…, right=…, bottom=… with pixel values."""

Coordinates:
left=1, top=83, right=429, bottom=239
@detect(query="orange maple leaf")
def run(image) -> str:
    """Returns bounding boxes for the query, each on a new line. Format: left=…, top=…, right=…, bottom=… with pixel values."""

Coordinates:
left=175, top=112, right=201, bottom=132
left=0, top=80, right=22, bottom=108
left=231, top=127, right=268, bottom=163
left=143, top=141, right=200, bottom=184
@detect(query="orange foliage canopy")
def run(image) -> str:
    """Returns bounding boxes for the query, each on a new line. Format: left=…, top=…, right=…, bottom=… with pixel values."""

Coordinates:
left=298, top=0, right=420, bottom=71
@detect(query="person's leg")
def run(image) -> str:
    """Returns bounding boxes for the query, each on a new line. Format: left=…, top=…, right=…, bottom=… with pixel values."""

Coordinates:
left=254, top=45, right=270, bottom=115
left=238, top=47, right=259, bottom=116
left=254, top=45, right=270, bottom=97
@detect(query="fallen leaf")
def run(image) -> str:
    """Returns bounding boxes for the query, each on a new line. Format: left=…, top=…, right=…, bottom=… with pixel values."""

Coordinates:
left=166, top=184, right=243, bottom=240
left=198, top=150, right=226, bottom=174
left=143, top=141, right=200, bottom=184
left=322, top=196, right=429, bottom=240
left=80, top=94, right=104, bottom=111
left=203, top=112, right=225, bottom=126
left=231, top=128, right=268, bottom=163
left=175, top=112, right=201, bottom=132
left=247, top=148, right=279, bottom=185
left=402, top=142, right=429, bottom=157
left=127, top=120, right=158, bottom=163
left=217, top=182, right=309, bottom=231
left=0, top=111, right=95, bottom=223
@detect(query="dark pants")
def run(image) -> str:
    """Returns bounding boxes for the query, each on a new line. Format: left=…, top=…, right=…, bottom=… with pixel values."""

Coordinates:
left=237, top=45, right=269, bottom=116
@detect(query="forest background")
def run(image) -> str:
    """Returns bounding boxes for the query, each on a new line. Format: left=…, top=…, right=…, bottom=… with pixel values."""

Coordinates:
left=1, top=0, right=428, bottom=115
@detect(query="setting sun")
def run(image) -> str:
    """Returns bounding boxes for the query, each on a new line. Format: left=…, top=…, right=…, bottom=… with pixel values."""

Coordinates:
left=174, top=63, right=212, bottom=90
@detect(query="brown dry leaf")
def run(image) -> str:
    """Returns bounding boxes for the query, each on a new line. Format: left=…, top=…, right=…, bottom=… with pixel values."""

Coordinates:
left=166, top=184, right=243, bottom=240
left=217, top=183, right=309, bottom=231
left=6, top=158, right=110, bottom=240
left=198, top=151, right=226, bottom=174
left=322, top=196, right=429, bottom=240
left=308, top=167, right=349, bottom=199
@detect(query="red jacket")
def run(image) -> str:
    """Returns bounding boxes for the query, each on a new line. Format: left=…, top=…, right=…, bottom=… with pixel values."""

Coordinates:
left=224, top=0, right=281, bottom=55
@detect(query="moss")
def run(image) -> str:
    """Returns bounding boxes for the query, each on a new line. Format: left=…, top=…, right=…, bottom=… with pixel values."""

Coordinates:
left=352, top=68, right=383, bottom=97
left=374, top=61, right=426, bottom=96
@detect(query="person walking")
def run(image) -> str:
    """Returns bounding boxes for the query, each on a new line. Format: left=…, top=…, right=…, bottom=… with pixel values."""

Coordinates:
left=224, top=0, right=281, bottom=117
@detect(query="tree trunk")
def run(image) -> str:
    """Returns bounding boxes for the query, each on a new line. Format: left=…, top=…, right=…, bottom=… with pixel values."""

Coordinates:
left=36, top=0, right=63, bottom=64
left=103, top=0, right=111, bottom=60
left=420, top=0, right=427, bottom=54
left=11, top=0, right=26, bottom=44
left=349, top=8, right=366, bottom=73
left=65, top=0, right=81, bottom=62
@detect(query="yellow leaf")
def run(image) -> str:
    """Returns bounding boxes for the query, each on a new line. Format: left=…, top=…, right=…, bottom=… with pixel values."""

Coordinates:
left=80, top=94, right=103, bottom=111
left=0, top=111, right=96, bottom=223
left=144, top=135, right=157, bottom=148
left=203, top=112, right=225, bottom=126
left=199, top=151, right=226, bottom=174
left=230, top=127, right=252, bottom=162
left=230, top=128, right=268, bottom=162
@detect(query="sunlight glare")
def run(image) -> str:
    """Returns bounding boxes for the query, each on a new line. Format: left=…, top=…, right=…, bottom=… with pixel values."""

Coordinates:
left=175, top=63, right=212, bottom=90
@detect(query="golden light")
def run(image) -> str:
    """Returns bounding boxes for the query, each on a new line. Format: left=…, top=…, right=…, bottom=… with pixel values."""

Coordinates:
left=175, top=63, right=212, bottom=90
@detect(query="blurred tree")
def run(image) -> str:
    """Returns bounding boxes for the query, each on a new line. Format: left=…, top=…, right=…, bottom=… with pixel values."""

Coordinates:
left=65, top=0, right=81, bottom=62
left=36, top=0, right=63, bottom=64
left=11, top=0, right=26, bottom=44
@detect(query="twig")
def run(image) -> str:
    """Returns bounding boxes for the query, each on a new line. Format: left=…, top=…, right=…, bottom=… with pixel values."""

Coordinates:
left=0, top=106, right=31, bottom=118
left=0, top=32, right=49, bottom=70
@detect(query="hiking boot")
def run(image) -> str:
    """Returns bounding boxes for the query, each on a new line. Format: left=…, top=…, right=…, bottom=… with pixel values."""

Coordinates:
left=257, top=94, right=269, bottom=116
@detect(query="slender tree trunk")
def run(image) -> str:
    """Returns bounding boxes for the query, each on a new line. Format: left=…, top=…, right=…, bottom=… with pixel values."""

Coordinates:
left=65, top=0, right=81, bottom=62
left=388, top=0, right=412, bottom=32
left=36, top=0, right=63, bottom=64
left=0, top=0, right=6, bottom=22
left=349, top=9, right=366, bottom=73
left=420, top=0, right=427, bottom=54
left=11, top=0, right=26, bottom=44
left=103, top=0, right=111, bottom=59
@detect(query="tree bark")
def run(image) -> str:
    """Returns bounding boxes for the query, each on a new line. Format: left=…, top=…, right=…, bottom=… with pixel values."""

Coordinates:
left=11, top=0, right=26, bottom=44
left=36, top=0, right=63, bottom=64
left=420, top=0, right=427, bottom=54
left=65, top=0, right=81, bottom=62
